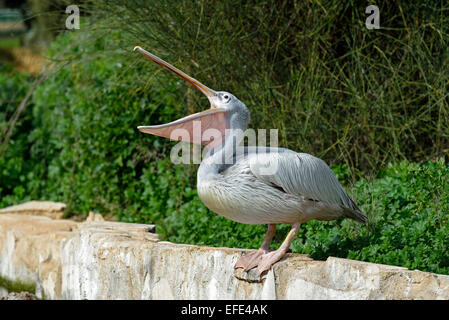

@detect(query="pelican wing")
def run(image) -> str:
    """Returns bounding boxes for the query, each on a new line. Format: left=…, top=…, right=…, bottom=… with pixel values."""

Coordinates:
left=247, top=151, right=362, bottom=213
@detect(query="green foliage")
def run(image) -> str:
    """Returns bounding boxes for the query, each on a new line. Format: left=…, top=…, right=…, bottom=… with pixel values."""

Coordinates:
left=86, top=0, right=449, bottom=177
left=0, top=63, right=33, bottom=206
left=344, top=159, right=449, bottom=274
left=0, top=275, right=36, bottom=295
left=0, top=38, right=21, bottom=49
left=291, top=159, right=449, bottom=274
left=5, top=31, right=196, bottom=226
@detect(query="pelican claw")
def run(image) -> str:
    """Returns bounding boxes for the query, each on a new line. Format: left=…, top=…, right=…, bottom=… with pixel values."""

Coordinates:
left=257, top=250, right=286, bottom=275
left=234, top=249, right=269, bottom=271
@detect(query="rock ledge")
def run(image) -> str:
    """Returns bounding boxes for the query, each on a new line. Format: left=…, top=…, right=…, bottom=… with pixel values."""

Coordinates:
left=0, top=214, right=448, bottom=300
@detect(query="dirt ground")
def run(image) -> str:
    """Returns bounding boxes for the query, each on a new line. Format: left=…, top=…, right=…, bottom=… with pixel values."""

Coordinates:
left=0, top=45, right=45, bottom=74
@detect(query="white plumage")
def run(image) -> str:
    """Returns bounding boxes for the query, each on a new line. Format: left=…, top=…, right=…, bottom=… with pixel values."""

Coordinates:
left=197, top=148, right=366, bottom=225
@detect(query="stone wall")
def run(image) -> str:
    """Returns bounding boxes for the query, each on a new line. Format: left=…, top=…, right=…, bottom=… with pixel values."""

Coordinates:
left=0, top=210, right=449, bottom=300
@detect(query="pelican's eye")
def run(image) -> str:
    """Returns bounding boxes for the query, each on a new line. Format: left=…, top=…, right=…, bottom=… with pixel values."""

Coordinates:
left=221, top=93, right=231, bottom=103
left=218, top=92, right=231, bottom=104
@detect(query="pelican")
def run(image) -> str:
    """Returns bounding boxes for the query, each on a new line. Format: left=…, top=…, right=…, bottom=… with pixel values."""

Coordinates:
left=134, top=46, right=367, bottom=275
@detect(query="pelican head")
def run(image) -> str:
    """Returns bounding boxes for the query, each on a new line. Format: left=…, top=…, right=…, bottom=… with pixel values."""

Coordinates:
left=134, top=46, right=249, bottom=148
left=209, top=91, right=250, bottom=132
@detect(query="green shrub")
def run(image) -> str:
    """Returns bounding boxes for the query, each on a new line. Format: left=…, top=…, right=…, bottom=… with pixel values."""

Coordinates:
left=0, top=63, right=33, bottom=206
left=22, top=31, right=195, bottom=222
left=343, top=159, right=449, bottom=274
left=86, top=0, right=449, bottom=177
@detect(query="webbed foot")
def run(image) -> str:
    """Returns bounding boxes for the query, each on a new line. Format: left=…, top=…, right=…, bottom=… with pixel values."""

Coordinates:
left=257, top=249, right=287, bottom=275
left=234, top=249, right=269, bottom=271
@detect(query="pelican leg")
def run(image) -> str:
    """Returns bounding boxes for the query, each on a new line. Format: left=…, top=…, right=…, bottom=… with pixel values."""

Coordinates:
left=234, top=224, right=276, bottom=271
left=257, top=222, right=301, bottom=275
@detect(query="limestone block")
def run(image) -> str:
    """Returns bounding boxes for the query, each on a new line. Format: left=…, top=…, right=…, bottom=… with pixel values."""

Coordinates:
left=0, top=214, right=76, bottom=299
left=1, top=214, right=449, bottom=300
left=0, top=201, right=67, bottom=219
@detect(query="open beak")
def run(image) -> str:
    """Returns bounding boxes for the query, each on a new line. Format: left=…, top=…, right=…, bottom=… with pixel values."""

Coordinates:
left=134, top=46, right=227, bottom=148
left=134, top=46, right=217, bottom=99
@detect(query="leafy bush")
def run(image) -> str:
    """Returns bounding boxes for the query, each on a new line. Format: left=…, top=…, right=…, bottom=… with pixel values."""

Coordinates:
left=0, top=63, right=33, bottom=205
left=86, top=0, right=449, bottom=177
left=14, top=31, right=197, bottom=222
left=344, top=160, right=449, bottom=274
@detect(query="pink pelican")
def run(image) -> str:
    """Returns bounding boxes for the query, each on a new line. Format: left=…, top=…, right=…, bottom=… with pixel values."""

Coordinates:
left=134, top=47, right=367, bottom=275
